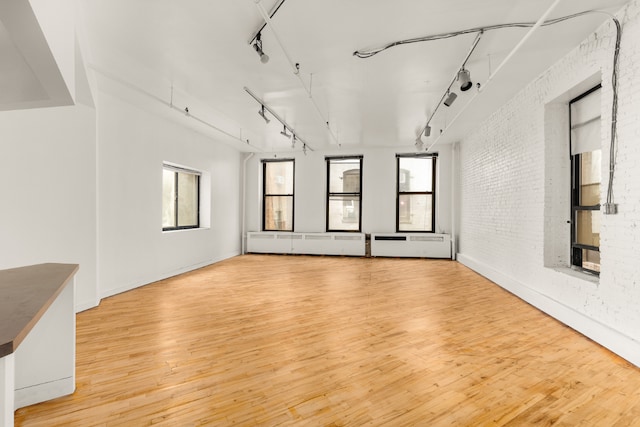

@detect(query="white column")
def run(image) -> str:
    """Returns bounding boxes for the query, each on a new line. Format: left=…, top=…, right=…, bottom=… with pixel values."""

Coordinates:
left=0, top=353, right=15, bottom=427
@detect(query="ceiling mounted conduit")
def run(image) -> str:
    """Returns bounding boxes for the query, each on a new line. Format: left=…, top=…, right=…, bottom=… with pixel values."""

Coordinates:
left=89, top=65, right=263, bottom=152
left=353, top=0, right=622, bottom=157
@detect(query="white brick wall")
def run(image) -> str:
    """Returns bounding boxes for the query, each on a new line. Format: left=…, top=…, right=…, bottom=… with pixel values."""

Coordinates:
left=458, top=1, right=640, bottom=362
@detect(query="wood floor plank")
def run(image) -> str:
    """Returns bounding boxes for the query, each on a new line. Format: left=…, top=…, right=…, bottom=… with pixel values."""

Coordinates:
left=13, top=255, right=640, bottom=426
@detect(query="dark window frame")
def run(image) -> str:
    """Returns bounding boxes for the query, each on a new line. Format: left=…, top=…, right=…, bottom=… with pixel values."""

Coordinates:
left=569, top=84, right=601, bottom=275
left=262, top=158, right=295, bottom=232
left=326, top=155, right=363, bottom=232
left=162, top=165, right=201, bottom=231
left=396, top=153, right=437, bottom=233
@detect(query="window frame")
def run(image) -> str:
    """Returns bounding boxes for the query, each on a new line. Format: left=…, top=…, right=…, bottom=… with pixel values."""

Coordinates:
left=396, top=153, right=437, bottom=233
left=326, top=155, right=363, bottom=232
left=262, top=158, right=295, bottom=232
left=569, top=84, right=602, bottom=275
left=162, top=164, right=201, bottom=231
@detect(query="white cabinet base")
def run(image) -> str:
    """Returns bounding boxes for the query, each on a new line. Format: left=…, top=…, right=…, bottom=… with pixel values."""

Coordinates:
left=1, top=355, right=15, bottom=427
left=13, top=279, right=75, bottom=410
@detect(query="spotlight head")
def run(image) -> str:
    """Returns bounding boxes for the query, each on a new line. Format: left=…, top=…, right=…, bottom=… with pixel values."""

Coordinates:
left=458, top=68, right=472, bottom=91
left=254, top=32, right=269, bottom=64
left=253, top=43, right=269, bottom=63
left=443, top=91, right=457, bottom=107
left=291, top=134, right=296, bottom=149
left=424, top=125, right=431, bottom=137
left=258, top=105, right=270, bottom=124
left=280, top=126, right=291, bottom=138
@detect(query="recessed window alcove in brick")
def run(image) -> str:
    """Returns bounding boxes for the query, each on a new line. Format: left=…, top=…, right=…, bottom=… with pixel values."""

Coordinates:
left=543, top=74, right=601, bottom=272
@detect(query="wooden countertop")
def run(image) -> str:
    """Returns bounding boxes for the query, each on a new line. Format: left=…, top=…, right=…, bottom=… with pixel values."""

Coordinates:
left=0, top=263, right=79, bottom=358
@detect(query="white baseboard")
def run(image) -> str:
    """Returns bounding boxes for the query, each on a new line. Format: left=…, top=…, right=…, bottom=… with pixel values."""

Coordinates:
left=75, top=298, right=100, bottom=313
left=100, top=252, right=240, bottom=300
left=457, top=253, right=640, bottom=368
left=15, top=376, right=74, bottom=410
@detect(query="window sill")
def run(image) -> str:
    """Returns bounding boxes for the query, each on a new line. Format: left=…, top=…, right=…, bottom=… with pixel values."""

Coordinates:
left=162, top=227, right=210, bottom=234
left=552, top=266, right=599, bottom=285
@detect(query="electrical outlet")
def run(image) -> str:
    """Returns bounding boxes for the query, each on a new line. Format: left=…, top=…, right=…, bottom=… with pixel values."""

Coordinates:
left=603, top=203, right=618, bottom=215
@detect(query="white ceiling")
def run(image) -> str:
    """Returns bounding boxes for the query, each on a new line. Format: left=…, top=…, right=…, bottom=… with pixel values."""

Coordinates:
left=3, top=0, right=630, bottom=152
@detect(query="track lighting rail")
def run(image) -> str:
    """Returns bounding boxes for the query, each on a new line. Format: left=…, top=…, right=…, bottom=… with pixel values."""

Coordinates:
left=252, top=0, right=340, bottom=146
left=418, top=31, right=483, bottom=139
left=424, top=0, right=564, bottom=152
left=244, top=86, right=314, bottom=152
left=248, top=0, right=287, bottom=45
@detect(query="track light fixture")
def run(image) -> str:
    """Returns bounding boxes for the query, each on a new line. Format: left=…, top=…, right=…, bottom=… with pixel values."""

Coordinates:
left=280, top=125, right=291, bottom=138
left=415, top=137, right=424, bottom=151
left=253, top=32, right=269, bottom=64
left=458, top=68, right=472, bottom=91
left=443, top=91, right=457, bottom=107
left=244, top=86, right=314, bottom=152
left=258, top=105, right=270, bottom=123
left=424, top=125, right=431, bottom=137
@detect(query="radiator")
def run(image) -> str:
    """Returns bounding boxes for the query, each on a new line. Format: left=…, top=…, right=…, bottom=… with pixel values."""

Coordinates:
left=246, top=232, right=365, bottom=256
left=370, top=233, right=451, bottom=259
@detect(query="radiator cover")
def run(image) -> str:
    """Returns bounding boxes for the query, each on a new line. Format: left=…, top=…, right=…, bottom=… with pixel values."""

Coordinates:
left=370, top=233, right=451, bottom=259
left=246, top=232, right=365, bottom=256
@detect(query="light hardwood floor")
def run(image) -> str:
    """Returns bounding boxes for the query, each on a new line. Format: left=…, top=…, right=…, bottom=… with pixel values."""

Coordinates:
left=15, top=255, right=640, bottom=426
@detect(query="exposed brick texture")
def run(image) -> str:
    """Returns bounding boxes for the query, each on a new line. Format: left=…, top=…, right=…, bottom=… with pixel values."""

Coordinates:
left=459, top=1, right=640, bottom=342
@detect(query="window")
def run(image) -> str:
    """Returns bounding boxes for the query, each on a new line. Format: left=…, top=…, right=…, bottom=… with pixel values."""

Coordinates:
left=570, top=85, right=601, bottom=274
left=326, top=156, right=362, bottom=231
left=162, top=164, right=200, bottom=231
left=263, top=159, right=294, bottom=231
left=397, top=154, right=436, bottom=232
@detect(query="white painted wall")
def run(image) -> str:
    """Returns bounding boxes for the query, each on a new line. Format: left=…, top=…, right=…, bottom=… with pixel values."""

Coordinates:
left=0, top=104, right=98, bottom=311
left=1, top=2, right=244, bottom=312
left=245, top=145, right=452, bottom=236
left=96, top=89, right=242, bottom=299
left=457, top=1, right=640, bottom=366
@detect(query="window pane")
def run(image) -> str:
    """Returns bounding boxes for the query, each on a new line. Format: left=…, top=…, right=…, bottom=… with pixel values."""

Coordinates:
left=162, top=169, right=176, bottom=228
left=329, top=160, right=360, bottom=193
left=265, top=161, right=294, bottom=195
left=264, top=196, right=293, bottom=231
left=399, top=158, right=432, bottom=192
left=576, top=210, right=600, bottom=247
left=398, top=194, right=433, bottom=231
left=580, top=150, right=601, bottom=206
left=328, top=195, right=360, bottom=231
left=581, top=249, right=601, bottom=273
left=177, top=173, right=198, bottom=227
